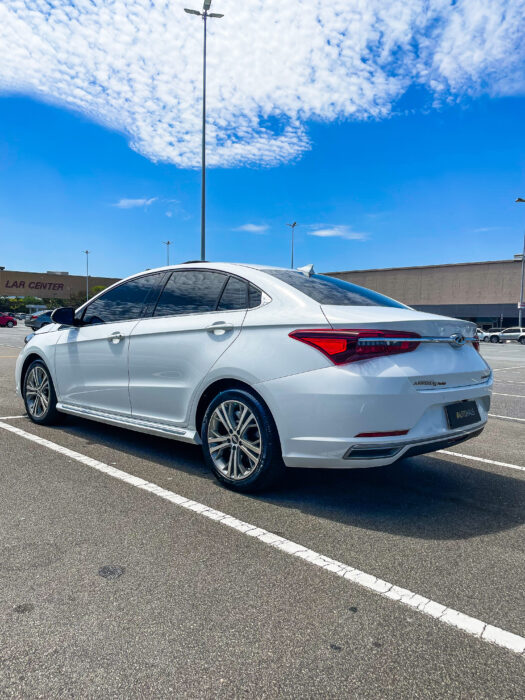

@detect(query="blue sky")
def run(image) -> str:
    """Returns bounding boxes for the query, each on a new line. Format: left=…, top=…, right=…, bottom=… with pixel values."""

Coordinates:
left=0, top=1, right=524, bottom=279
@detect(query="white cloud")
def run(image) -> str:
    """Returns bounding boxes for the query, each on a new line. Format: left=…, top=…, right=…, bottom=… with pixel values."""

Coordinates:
left=114, top=197, right=157, bottom=209
left=0, top=1, right=523, bottom=168
left=234, top=223, right=269, bottom=233
left=308, top=226, right=368, bottom=240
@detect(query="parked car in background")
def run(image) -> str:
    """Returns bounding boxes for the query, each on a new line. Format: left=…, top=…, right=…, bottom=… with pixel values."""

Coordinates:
left=498, top=327, right=525, bottom=344
left=0, top=313, right=17, bottom=328
left=479, top=327, right=504, bottom=343
left=25, top=310, right=52, bottom=331
left=16, top=262, right=491, bottom=492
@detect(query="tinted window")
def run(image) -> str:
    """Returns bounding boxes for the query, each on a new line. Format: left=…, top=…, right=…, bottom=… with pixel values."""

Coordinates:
left=503, top=328, right=518, bottom=333
left=248, top=285, right=262, bottom=308
left=265, top=270, right=407, bottom=308
left=154, top=270, right=226, bottom=317
left=218, top=276, right=248, bottom=311
left=82, top=273, right=162, bottom=324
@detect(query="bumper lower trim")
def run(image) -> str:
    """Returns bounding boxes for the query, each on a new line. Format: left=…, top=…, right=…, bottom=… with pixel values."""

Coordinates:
left=343, top=425, right=485, bottom=461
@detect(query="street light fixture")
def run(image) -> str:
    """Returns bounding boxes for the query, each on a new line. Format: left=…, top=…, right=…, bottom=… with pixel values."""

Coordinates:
left=82, top=250, right=90, bottom=301
left=184, top=1, right=224, bottom=261
left=286, top=222, right=297, bottom=268
left=162, top=240, right=172, bottom=266
left=516, top=198, right=525, bottom=327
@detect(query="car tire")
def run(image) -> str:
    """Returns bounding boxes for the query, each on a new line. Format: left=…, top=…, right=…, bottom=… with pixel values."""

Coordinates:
left=23, top=359, right=61, bottom=425
left=6, top=321, right=13, bottom=328
left=519, top=337, right=525, bottom=345
left=490, top=335, right=499, bottom=343
left=201, top=388, right=285, bottom=492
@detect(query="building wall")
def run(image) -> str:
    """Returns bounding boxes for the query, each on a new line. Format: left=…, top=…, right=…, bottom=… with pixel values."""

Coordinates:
left=0, top=269, right=120, bottom=300
left=326, top=259, right=521, bottom=307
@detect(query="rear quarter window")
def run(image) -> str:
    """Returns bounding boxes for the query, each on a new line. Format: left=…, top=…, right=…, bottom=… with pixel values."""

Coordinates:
left=265, top=270, right=407, bottom=308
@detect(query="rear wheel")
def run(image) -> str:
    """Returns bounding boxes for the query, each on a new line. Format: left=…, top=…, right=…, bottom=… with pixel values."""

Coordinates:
left=201, top=388, right=285, bottom=492
left=23, top=360, right=60, bottom=425
left=490, top=335, right=499, bottom=343
left=6, top=321, right=13, bottom=328
left=519, top=337, right=525, bottom=345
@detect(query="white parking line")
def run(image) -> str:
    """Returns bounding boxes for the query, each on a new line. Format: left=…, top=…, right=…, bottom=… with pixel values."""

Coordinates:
left=0, top=415, right=26, bottom=420
left=0, top=419, right=523, bottom=657
left=492, top=392, right=525, bottom=398
left=489, top=413, right=525, bottom=423
left=438, top=450, right=525, bottom=473
left=492, top=366, right=525, bottom=371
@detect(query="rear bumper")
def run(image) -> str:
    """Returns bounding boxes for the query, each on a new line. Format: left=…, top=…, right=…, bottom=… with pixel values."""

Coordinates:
left=255, top=364, right=491, bottom=469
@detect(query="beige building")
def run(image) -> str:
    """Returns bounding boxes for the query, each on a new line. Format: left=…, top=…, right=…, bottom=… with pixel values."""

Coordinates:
left=0, top=269, right=119, bottom=301
left=327, top=258, right=523, bottom=327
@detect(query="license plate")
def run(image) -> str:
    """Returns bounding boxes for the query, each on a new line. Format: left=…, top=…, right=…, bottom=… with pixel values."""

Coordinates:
left=444, top=400, right=481, bottom=429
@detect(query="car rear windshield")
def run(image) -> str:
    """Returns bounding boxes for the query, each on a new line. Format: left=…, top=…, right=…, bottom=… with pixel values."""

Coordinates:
left=265, top=270, right=408, bottom=308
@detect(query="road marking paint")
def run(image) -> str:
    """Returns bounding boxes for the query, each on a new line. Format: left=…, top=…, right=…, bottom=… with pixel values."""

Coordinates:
left=493, top=392, right=525, bottom=398
left=492, top=366, right=525, bottom=371
left=0, top=355, right=19, bottom=358
left=439, top=450, right=525, bottom=473
left=0, top=419, right=524, bottom=657
left=0, top=415, right=26, bottom=420
left=489, top=413, right=525, bottom=423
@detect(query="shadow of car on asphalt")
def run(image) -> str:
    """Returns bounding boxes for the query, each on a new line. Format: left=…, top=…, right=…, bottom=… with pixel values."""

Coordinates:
left=43, top=414, right=525, bottom=543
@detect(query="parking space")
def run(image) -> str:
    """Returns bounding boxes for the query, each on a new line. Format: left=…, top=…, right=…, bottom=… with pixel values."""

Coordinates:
left=1, top=335, right=524, bottom=697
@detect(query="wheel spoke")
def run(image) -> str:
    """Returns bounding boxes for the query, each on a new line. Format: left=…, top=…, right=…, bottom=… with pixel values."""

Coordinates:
left=226, top=449, right=234, bottom=477
left=239, top=442, right=259, bottom=467
left=209, top=438, right=230, bottom=454
left=217, top=404, right=234, bottom=433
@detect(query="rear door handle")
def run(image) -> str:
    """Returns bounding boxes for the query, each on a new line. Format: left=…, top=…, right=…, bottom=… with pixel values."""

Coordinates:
left=108, top=331, right=124, bottom=344
left=206, top=322, right=234, bottom=335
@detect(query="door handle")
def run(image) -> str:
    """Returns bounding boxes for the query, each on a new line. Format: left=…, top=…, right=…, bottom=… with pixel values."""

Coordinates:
left=108, top=331, right=124, bottom=344
left=205, top=322, right=234, bottom=335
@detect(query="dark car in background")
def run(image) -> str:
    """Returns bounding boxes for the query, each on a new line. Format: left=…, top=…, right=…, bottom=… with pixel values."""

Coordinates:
left=25, top=311, right=53, bottom=331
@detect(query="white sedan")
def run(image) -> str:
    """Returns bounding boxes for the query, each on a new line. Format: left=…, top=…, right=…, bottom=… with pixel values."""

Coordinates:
left=16, top=263, right=492, bottom=491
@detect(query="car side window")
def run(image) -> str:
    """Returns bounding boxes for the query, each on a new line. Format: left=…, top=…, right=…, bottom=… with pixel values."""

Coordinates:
left=217, top=276, right=248, bottom=310
left=82, top=273, right=163, bottom=325
left=153, top=270, right=227, bottom=317
left=248, top=285, right=262, bottom=308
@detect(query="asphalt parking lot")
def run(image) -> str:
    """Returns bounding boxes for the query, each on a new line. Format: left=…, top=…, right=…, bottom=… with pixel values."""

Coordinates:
left=1, top=326, right=524, bottom=698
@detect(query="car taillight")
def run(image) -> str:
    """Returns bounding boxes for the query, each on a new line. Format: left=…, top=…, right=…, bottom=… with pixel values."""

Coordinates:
left=289, top=329, right=420, bottom=365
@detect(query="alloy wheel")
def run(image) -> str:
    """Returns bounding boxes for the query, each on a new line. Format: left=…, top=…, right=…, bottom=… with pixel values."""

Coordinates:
left=25, top=365, right=50, bottom=419
left=207, top=400, right=262, bottom=480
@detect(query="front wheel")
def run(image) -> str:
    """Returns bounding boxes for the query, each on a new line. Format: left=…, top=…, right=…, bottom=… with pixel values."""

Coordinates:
left=6, top=321, right=14, bottom=328
left=519, top=337, right=525, bottom=345
left=490, top=335, right=499, bottom=343
left=201, top=388, right=285, bottom=492
left=23, top=359, right=61, bottom=425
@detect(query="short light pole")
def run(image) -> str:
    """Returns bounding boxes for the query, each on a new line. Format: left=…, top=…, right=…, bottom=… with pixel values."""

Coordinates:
left=286, top=222, right=297, bottom=268
left=184, top=1, right=224, bottom=261
left=83, top=250, right=90, bottom=301
left=162, top=240, right=172, bottom=266
left=516, top=198, right=525, bottom=327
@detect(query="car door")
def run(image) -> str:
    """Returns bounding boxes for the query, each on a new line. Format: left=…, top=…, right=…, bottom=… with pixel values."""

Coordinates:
left=501, top=328, right=519, bottom=341
left=54, top=272, right=165, bottom=415
left=128, top=270, right=256, bottom=426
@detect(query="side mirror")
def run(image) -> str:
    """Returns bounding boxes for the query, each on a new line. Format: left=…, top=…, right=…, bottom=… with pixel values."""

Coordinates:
left=51, top=307, right=76, bottom=326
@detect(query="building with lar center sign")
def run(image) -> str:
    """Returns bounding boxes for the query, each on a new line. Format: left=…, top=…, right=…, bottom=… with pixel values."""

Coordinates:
left=0, top=269, right=120, bottom=300
left=327, top=257, right=523, bottom=328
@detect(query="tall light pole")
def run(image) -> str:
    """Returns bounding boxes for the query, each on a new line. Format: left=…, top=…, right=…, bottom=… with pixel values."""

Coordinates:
left=286, top=222, right=297, bottom=268
left=184, top=1, right=224, bottom=261
left=162, top=240, right=172, bottom=266
left=83, top=250, right=90, bottom=301
left=516, top=198, right=525, bottom=327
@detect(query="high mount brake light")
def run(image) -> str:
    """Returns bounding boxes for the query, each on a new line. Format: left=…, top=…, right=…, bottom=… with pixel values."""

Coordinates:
left=289, top=329, right=421, bottom=365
